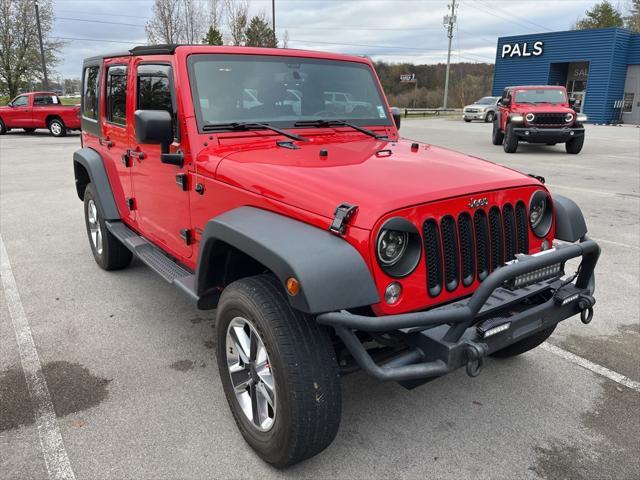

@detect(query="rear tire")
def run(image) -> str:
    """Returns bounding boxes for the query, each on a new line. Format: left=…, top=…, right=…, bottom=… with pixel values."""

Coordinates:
left=503, top=123, right=518, bottom=153
left=491, top=119, right=504, bottom=145
left=83, top=183, right=132, bottom=270
left=490, top=325, right=556, bottom=358
left=565, top=135, right=584, bottom=154
left=485, top=111, right=495, bottom=123
left=216, top=274, right=341, bottom=468
left=48, top=118, right=66, bottom=137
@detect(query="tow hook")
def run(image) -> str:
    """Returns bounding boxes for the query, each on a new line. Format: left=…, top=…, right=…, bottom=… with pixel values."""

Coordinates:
left=578, top=294, right=596, bottom=324
left=464, top=343, right=486, bottom=378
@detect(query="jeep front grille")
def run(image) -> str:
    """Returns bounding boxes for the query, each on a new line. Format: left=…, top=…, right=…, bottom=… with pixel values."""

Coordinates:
left=424, top=201, right=529, bottom=297
left=528, top=113, right=567, bottom=126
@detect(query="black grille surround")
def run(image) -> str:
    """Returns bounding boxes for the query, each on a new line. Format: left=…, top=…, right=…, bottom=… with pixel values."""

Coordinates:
left=527, top=112, right=570, bottom=127
left=423, top=202, right=530, bottom=298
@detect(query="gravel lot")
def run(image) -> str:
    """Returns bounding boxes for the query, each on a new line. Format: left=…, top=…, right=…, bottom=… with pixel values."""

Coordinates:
left=1, top=120, right=639, bottom=479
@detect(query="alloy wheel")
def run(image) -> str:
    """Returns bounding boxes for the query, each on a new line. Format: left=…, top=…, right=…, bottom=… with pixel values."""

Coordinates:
left=226, top=316, right=276, bottom=431
left=87, top=199, right=103, bottom=255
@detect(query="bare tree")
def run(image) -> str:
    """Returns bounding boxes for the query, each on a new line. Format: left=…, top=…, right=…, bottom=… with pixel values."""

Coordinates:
left=145, top=0, right=184, bottom=44
left=182, top=0, right=207, bottom=44
left=209, top=0, right=224, bottom=31
left=225, top=0, right=250, bottom=46
left=0, top=0, right=61, bottom=98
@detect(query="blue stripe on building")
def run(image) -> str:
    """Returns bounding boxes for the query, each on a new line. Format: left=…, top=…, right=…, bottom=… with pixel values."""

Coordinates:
left=493, top=28, right=640, bottom=124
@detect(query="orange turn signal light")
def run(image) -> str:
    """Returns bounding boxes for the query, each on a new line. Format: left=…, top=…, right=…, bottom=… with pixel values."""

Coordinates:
left=286, top=277, right=301, bottom=296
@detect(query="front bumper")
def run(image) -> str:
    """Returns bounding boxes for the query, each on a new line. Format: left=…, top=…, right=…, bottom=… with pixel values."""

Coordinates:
left=513, top=126, right=585, bottom=143
left=463, top=112, right=486, bottom=120
left=317, top=237, right=600, bottom=385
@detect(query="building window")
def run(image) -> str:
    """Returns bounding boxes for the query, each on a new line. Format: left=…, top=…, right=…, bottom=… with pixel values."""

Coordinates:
left=83, top=66, right=100, bottom=120
left=106, top=66, right=128, bottom=126
left=623, top=93, right=634, bottom=113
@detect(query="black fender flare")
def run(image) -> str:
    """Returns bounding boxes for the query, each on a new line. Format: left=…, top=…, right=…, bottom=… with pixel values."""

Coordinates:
left=552, top=194, right=587, bottom=242
left=196, top=207, right=380, bottom=314
left=73, top=148, right=119, bottom=220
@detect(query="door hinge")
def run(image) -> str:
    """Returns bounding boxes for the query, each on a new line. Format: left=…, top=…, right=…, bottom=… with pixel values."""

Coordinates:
left=122, top=152, right=131, bottom=167
left=329, top=203, right=358, bottom=236
left=175, top=173, right=188, bottom=191
left=180, top=228, right=192, bottom=246
left=126, top=197, right=135, bottom=210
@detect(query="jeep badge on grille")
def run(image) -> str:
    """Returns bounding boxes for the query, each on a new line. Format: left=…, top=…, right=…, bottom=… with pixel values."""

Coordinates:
left=468, top=197, right=489, bottom=208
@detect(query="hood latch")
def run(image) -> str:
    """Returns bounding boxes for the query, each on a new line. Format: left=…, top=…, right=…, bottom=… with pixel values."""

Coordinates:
left=330, top=203, right=358, bottom=236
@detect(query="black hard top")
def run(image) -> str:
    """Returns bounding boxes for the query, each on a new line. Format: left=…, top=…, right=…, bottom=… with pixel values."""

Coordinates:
left=82, top=44, right=179, bottom=65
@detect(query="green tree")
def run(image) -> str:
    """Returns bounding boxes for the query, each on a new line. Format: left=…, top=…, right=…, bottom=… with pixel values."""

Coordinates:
left=626, top=0, right=640, bottom=31
left=203, top=25, right=223, bottom=45
left=245, top=15, right=277, bottom=48
left=574, top=0, right=624, bottom=29
left=0, top=0, right=61, bottom=98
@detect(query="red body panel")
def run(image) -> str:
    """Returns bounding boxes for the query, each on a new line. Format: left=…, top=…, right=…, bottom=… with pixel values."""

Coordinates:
left=0, top=92, right=80, bottom=130
left=84, top=46, right=555, bottom=315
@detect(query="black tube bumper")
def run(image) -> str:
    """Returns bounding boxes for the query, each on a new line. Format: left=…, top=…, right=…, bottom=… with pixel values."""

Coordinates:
left=513, top=126, right=585, bottom=143
left=317, top=238, right=600, bottom=384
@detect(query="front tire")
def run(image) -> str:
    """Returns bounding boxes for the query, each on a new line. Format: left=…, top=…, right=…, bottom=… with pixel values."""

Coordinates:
left=83, top=183, right=132, bottom=270
left=503, top=123, right=518, bottom=153
left=491, top=119, right=504, bottom=145
left=216, top=274, right=341, bottom=468
left=48, top=118, right=66, bottom=137
left=0, top=118, right=6, bottom=135
left=490, top=325, right=556, bottom=358
left=565, top=135, right=584, bottom=154
left=464, top=118, right=472, bottom=123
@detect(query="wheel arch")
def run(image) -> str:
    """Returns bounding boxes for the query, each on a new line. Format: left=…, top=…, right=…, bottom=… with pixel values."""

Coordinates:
left=73, top=148, right=119, bottom=220
left=46, top=114, right=63, bottom=126
left=552, top=194, right=587, bottom=242
left=196, top=207, right=380, bottom=314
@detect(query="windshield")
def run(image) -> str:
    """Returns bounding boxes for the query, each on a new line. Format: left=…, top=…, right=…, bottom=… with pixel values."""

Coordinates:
left=514, top=89, right=567, bottom=104
left=476, top=97, right=496, bottom=105
left=188, top=54, right=391, bottom=130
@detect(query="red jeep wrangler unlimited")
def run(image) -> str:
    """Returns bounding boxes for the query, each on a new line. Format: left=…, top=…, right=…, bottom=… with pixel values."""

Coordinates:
left=74, top=45, right=600, bottom=467
left=0, top=91, right=80, bottom=136
left=491, top=85, right=587, bottom=154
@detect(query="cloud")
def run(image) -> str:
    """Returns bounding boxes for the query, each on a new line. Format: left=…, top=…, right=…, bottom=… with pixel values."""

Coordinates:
left=52, top=0, right=602, bottom=78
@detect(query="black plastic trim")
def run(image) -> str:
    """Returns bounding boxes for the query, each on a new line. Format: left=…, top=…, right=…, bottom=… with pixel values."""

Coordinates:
left=553, top=194, right=588, bottom=242
left=73, top=148, right=120, bottom=220
left=196, top=207, right=380, bottom=313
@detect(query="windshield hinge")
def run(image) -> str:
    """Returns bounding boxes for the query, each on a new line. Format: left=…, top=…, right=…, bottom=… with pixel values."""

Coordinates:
left=528, top=173, right=546, bottom=184
left=330, top=203, right=358, bottom=236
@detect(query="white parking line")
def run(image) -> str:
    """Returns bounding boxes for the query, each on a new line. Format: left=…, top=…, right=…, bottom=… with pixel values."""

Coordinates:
left=0, top=235, right=76, bottom=480
left=542, top=342, right=640, bottom=392
left=590, top=237, right=640, bottom=250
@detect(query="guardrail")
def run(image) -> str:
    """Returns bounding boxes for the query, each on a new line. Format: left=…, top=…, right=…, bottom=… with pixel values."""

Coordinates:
left=402, top=108, right=462, bottom=117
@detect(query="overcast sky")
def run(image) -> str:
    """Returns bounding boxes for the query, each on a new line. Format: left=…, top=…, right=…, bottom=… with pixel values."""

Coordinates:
left=51, top=0, right=610, bottom=79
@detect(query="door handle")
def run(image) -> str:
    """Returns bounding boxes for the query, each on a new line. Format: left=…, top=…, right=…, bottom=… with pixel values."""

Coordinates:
left=99, top=137, right=114, bottom=148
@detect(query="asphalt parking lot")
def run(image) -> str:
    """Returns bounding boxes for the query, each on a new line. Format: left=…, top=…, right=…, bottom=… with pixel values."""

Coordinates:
left=1, top=120, right=639, bottom=479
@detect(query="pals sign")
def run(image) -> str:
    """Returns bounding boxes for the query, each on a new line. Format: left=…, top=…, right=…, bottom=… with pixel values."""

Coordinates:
left=501, top=41, right=544, bottom=58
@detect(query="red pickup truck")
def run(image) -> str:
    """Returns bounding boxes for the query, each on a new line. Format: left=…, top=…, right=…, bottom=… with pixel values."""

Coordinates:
left=0, top=91, right=80, bottom=137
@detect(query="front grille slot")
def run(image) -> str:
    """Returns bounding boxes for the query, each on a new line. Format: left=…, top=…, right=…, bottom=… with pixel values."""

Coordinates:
left=458, top=213, right=475, bottom=287
left=423, top=219, right=443, bottom=297
left=440, top=216, right=460, bottom=292
left=423, top=200, right=531, bottom=298
left=529, top=113, right=567, bottom=126
left=473, top=210, right=490, bottom=281
left=502, top=203, right=517, bottom=262
left=515, top=201, right=529, bottom=254
left=489, top=207, right=504, bottom=271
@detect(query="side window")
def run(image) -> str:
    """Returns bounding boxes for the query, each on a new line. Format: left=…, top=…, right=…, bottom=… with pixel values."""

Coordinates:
left=105, top=65, right=128, bottom=126
left=34, top=95, right=58, bottom=106
left=83, top=66, right=100, bottom=120
left=12, top=95, right=28, bottom=107
left=137, top=64, right=176, bottom=137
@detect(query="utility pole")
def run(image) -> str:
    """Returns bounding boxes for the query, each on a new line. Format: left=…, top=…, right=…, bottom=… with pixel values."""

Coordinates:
left=272, top=0, right=276, bottom=46
left=442, top=0, right=457, bottom=110
left=34, top=0, right=49, bottom=90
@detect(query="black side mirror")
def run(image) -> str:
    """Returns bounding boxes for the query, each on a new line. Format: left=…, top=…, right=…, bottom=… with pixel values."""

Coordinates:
left=134, top=110, right=173, bottom=152
left=502, top=98, right=511, bottom=107
left=390, top=107, right=401, bottom=130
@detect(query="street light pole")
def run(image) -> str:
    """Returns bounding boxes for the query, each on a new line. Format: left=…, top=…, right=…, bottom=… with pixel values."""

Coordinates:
left=34, top=0, right=49, bottom=90
left=272, top=0, right=276, bottom=46
left=443, top=0, right=457, bottom=110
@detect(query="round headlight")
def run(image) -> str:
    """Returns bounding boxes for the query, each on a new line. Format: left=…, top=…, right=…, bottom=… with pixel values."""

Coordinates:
left=529, top=190, right=553, bottom=238
left=377, top=230, right=408, bottom=266
left=565, top=112, right=574, bottom=123
left=375, top=217, right=422, bottom=278
left=525, top=113, right=535, bottom=122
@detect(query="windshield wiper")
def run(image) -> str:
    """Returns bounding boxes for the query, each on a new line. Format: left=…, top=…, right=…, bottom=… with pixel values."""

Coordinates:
left=294, top=119, right=387, bottom=139
left=202, top=122, right=307, bottom=142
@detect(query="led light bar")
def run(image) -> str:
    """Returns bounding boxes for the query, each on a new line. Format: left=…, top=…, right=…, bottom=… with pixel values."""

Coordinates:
left=505, top=262, right=563, bottom=290
left=477, top=319, right=511, bottom=338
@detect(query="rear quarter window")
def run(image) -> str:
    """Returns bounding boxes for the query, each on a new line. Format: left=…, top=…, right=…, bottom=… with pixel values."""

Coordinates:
left=83, top=66, right=100, bottom=120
